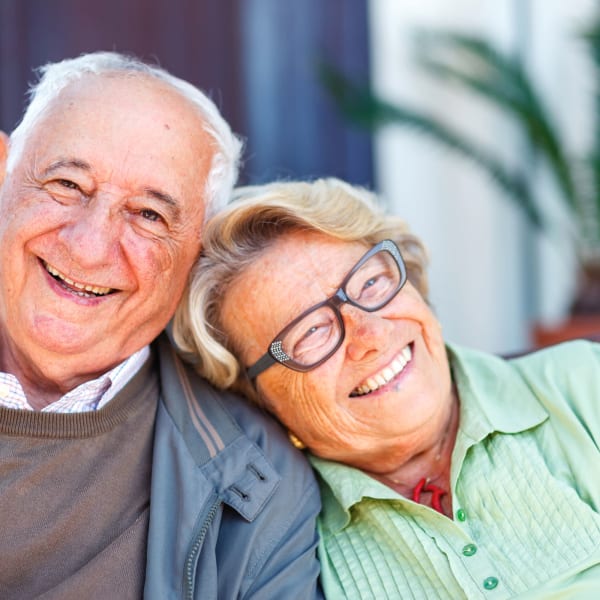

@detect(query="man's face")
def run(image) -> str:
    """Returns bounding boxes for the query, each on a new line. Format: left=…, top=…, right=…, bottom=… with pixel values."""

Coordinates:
left=0, top=74, right=214, bottom=390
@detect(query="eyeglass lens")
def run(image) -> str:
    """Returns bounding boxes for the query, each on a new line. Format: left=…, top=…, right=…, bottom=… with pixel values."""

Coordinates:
left=278, top=249, right=401, bottom=368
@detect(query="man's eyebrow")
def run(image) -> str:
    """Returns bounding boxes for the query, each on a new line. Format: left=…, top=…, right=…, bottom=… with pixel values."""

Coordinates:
left=43, top=159, right=92, bottom=175
left=144, top=188, right=182, bottom=218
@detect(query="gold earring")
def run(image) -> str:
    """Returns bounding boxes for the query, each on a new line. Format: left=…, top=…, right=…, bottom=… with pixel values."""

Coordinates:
left=288, top=431, right=306, bottom=450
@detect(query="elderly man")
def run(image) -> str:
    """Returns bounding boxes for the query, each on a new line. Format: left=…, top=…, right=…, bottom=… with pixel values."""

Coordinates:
left=0, top=52, right=321, bottom=599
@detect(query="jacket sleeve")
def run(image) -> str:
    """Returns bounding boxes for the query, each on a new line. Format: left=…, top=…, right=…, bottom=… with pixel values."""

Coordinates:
left=207, top=386, right=324, bottom=599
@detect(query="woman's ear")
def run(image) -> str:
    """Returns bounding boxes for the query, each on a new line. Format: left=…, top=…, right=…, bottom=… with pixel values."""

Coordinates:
left=0, top=131, right=9, bottom=186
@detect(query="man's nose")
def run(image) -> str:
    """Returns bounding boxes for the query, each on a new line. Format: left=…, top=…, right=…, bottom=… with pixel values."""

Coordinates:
left=342, top=304, right=393, bottom=362
left=57, top=199, right=121, bottom=268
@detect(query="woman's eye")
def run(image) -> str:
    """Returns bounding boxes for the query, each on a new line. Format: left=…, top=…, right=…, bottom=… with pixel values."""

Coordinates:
left=302, top=325, right=321, bottom=340
left=361, top=274, right=386, bottom=295
left=292, top=321, right=334, bottom=358
left=355, top=271, right=396, bottom=303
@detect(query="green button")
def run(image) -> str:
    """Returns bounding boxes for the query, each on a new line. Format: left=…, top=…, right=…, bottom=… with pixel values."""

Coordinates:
left=462, top=543, right=477, bottom=556
left=483, top=576, right=498, bottom=590
left=457, top=508, right=466, bottom=521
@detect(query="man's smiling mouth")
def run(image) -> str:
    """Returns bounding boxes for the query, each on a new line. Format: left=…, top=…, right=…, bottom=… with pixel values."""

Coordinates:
left=350, top=344, right=413, bottom=397
left=42, top=260, right=115, bottom=297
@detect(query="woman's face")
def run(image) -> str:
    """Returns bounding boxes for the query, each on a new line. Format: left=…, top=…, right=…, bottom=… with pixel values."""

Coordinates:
left=220, top=230, right=454, bottom=473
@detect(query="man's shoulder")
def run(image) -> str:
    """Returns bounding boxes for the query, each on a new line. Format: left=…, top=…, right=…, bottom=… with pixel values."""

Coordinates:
left=146, top=340, right=322, bottom=598
left=153, top=333, right=315, bottom=479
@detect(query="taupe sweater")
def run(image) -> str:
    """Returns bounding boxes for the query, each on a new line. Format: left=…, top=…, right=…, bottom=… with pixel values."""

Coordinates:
left=0, top=356, right=159, bottom=599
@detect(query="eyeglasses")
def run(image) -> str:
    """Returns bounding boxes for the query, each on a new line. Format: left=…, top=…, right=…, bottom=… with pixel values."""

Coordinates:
left=246, top=239, right=407, bottom=379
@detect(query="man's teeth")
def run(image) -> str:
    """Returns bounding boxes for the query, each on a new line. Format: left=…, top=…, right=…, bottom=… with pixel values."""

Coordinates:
left=44, top=262, right=112, bottom=296
left=352, top=345, right=412, bottom=397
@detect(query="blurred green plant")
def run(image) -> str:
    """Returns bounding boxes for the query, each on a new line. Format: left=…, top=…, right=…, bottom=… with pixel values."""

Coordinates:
left=320, top=17, right=600, bottom=313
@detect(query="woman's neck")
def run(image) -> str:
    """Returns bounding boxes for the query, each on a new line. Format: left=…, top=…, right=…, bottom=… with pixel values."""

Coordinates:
left=371, top=389, right=460, bottom=517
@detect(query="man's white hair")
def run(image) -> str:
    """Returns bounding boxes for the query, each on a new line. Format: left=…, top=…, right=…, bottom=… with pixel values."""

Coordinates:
left=6, top=51, right=243, bottom=220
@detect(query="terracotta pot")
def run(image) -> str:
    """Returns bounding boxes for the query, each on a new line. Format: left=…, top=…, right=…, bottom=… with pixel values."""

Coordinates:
left=532, top=314, right=600, bottom=347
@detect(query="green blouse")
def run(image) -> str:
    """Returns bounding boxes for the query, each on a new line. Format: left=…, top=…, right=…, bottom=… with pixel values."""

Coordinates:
left=310, top=341, right=600, bottom=599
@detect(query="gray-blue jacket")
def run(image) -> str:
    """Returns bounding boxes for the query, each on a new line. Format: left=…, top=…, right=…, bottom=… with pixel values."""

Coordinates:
left=144, top=336, right=323, bottom=599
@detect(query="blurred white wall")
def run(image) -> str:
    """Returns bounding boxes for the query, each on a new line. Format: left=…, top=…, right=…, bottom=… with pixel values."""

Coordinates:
left=368, top=0, right=595, bottom=354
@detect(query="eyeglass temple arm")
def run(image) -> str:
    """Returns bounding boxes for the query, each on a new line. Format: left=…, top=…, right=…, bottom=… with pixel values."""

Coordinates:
left=246, top=352, right=277, bottom=380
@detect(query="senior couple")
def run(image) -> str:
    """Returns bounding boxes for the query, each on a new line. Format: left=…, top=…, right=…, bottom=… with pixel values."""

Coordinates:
left=1, top=51, right=598, bottom=600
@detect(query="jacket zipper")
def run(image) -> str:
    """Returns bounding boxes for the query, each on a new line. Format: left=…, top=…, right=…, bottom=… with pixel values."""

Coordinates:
left=183, top=494, right=221, bottom=600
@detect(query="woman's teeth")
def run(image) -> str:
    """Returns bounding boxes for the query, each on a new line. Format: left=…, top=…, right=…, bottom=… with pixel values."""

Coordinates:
left=351, top=345, right=412, bottom=397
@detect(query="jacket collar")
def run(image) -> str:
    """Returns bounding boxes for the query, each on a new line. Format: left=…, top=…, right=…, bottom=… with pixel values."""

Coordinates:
left=155, top=333, right=280, bottom=521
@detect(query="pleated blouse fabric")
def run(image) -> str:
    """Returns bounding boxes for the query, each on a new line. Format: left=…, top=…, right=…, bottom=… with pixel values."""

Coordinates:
left=311, top=341, right=600, bottom=599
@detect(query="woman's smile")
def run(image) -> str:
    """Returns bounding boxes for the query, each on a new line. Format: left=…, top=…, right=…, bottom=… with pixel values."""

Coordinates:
left=350, top=343, right=413, bottom=397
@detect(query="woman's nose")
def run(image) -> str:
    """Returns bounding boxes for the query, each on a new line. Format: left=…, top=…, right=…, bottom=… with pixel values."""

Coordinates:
left=342, top=305, right=393, bottom=362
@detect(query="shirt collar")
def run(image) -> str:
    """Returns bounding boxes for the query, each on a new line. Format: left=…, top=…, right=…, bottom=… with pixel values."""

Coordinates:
left=447, top=343, right=548, bottom=442
left=309, top=455, right=402, bottom=532
left=0, top=345, right=150, bottom=413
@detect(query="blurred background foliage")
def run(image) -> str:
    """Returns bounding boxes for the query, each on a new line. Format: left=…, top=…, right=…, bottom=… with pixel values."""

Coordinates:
left=1, top=0, right=597, bottom=351
left=321, top=4, right=600, bottom=314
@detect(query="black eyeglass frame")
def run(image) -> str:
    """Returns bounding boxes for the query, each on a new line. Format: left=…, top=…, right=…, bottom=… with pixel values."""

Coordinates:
left=246, top=239, right=407, bottom=379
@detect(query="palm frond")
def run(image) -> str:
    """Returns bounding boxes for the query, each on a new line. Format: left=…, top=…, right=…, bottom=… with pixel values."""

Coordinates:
left=413, top=31, right=578, bottom=210
left=580, top=19, right=600, bottom=71
left=319, top=62, right=544, bottom=228
left=580, top=16, right=600, bottom=240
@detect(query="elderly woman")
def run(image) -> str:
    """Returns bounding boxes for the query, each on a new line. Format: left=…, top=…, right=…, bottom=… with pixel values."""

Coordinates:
left=173, top=178, right=600, bottom=599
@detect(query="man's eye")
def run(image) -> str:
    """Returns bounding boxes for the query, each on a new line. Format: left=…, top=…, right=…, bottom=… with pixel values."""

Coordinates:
left=58, top=179, right=80, bottom=190
left=139, top=208, right=163, bottom=223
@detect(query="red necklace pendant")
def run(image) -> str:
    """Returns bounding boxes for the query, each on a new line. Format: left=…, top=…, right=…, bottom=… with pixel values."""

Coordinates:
left=412, top=477, right=446, bottom=514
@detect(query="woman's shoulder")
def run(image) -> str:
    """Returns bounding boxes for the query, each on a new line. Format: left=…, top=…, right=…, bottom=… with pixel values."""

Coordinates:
left=449, top=338, right=600, bottom=381
left=509, top=339, right=600, bottom=390
left=510, top=338, right=600, bottom=367
left=450, top=339, right=600, bottom=428
left=509, top=340, right=600, bottom=435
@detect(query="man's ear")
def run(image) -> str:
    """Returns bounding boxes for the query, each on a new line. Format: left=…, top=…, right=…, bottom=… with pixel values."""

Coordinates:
left=0, top=131, right=9, bottom=186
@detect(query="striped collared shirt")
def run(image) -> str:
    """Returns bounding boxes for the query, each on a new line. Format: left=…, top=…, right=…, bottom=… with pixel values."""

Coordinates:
left=0, top=346, right=150, bottom=413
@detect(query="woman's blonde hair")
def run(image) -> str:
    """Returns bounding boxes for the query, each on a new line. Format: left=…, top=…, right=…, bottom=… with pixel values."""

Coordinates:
left=173, top=178, right=429, bottom=404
